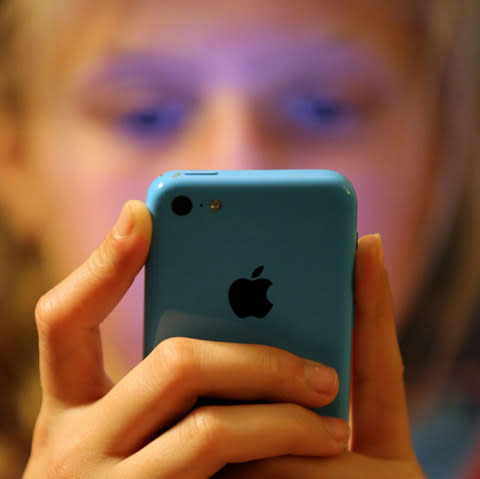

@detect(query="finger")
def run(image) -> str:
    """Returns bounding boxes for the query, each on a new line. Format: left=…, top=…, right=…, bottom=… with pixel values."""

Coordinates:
left=212, top=453, right=424, bottom=479
left=351, top=234, right=415, bottom=459
left=116, top=403, right=350, bottom=479
left=35, top=200, right=152, bottom=406
left=95, top=337, right=340, bottom=455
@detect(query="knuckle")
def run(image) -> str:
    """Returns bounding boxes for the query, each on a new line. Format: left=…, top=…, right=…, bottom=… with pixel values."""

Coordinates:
left=282, top=401, right=303, bottom=415
left=280, top=401, right=306, bottom=425
left=284, top=402, right=311, bottom=431
left=154, top=337, right=198, bottom=383
left=275, top=403, right=308, bottom=451
left=188, top=406, right=225, bottom=456
left=34, top=292, right=59, bottom=337
left=260, top=346, right=303, bottom=391
left=258, top=346, right=284, bottom=382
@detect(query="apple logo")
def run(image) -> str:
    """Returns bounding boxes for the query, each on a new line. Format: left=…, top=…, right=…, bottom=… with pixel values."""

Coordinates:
left=228, top=266, right=273, bottom=318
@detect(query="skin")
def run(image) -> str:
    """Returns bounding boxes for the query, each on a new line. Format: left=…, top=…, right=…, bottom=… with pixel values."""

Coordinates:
left=0, top=0, right=463, bottom=476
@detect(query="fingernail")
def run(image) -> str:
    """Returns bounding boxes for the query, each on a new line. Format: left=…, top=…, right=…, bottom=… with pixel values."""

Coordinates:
left=304, top=361, right=338, bottom=394
left=374, top=233, right=384, bottom=264
left=113, top=202, right=135, bottom=238
left=323, top=417, right=350, bottom=442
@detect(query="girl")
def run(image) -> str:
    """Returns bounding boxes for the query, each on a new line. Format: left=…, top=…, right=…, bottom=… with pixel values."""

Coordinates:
left=0, top=0, right=479, bottom=477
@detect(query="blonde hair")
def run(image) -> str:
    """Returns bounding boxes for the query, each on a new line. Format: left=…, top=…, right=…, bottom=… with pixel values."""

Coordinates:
left=399, top=0, right=480, bottom=414
left=0, top=217, right=44, bottom=478
left=0, top=0, right=479, bottom=475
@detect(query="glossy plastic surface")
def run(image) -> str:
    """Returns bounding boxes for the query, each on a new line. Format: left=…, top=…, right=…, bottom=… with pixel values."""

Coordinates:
left=144, top=170, right=357, bottom=420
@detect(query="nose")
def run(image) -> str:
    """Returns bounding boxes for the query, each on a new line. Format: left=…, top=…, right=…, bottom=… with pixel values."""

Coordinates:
left=177, top=89, right=269, bottom=170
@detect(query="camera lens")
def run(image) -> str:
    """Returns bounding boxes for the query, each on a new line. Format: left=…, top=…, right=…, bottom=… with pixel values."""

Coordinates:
left=171, top=196, right=193, bottom=216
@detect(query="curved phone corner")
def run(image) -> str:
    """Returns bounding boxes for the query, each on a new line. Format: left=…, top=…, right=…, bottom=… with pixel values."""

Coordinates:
left=336, top=173, right=357, bottom=207
left=145, top=176, right=164, bottom=210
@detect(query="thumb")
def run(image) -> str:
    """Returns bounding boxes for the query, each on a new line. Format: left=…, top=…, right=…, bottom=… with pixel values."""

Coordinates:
left=351, top=234, right=415, bottom=460
left=35, top=200, right=152, bottom=406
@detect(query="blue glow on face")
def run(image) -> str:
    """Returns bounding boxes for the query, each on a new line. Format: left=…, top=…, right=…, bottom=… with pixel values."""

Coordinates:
left=116, top=103, right=189, bottom=140
left=284, top=95, right=352, bottom=129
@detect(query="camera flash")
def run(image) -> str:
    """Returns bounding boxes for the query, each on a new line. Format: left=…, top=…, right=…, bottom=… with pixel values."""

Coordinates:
left=210, top=199, right=222, bottom=211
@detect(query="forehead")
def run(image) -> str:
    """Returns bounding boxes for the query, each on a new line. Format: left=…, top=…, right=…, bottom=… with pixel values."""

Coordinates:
left=27, top=0, right=424, bottom=100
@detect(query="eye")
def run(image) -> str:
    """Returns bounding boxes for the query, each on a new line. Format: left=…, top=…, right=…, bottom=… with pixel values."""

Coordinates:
left=283, top=94, right=355, bottom=130
left=116, top=102, right=190, bottom=140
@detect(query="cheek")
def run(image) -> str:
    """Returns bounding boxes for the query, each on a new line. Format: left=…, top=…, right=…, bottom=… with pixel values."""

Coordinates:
left=30, top=116, right=156, bottom=364
left=32, top=116, right=155, bottom=274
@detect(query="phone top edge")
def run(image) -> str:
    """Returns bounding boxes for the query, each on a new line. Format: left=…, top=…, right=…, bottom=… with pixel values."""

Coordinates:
left=157, top=169, right=349, bottom=182
left=146, top=170, right=357, bottom=208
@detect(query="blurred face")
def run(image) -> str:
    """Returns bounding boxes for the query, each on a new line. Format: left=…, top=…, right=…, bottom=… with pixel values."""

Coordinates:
left=1, top=0, right=461, bottom=374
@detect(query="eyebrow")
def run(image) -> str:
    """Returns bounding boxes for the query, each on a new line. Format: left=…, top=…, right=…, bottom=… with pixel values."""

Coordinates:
left=76, top=38, right=397, bottom=97
left=245, top=40, right=394, bottom=81
left=78, top=53, right=203, bottom=91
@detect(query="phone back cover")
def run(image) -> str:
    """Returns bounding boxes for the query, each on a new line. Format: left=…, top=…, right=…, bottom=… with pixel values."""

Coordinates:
left=144, top=170, right=357, bottom=420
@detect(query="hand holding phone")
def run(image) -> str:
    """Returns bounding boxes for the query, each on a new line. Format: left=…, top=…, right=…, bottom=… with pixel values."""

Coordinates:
left=26, top=197, right=420, bottom=479
left=144, top=170, right=357, bottom=420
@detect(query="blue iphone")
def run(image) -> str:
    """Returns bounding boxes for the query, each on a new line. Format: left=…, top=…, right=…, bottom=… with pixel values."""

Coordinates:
left=144, top=170, right=357, bottom=420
